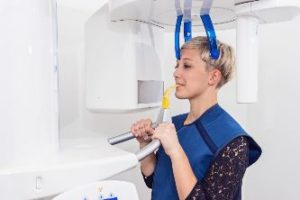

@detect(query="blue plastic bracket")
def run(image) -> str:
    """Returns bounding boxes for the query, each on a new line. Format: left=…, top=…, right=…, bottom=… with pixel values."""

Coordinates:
left=200, top=14, right=220, bottom=60
left=184, top=21, right=192, bottom=42
left=175, top=15, right=183, bottom=60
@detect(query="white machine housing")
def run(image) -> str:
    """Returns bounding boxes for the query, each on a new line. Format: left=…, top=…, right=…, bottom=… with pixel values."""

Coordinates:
left=85, top=4, right=165, bottom=112
left=0, top=0, right=59, bottom=170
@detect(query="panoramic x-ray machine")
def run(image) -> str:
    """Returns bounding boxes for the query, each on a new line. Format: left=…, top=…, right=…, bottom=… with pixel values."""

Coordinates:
left=1, top=0, right=300, bottom=199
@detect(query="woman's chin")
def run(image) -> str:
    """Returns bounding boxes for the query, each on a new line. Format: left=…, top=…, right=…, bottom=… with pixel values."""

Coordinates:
left=175, top=92, right=187, bottom=99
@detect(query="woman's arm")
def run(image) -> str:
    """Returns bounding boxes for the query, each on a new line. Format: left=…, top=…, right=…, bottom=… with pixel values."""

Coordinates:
left=152, top=123, right=197, bottom=200
left=169, top=145, right=198, bottom=200
left=140, top=142, right=156, bottom=177
left=131, top=119, right=157, bottom=178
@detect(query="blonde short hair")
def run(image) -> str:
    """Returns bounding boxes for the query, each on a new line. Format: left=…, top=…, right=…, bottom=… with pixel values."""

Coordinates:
left=181, top=36, right=235, bottom=88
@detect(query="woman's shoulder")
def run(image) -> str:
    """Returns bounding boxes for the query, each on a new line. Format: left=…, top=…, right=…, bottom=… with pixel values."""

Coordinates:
left=172, top=113, right=188, bottom=130
left=172, top=113, right=188, bottom=120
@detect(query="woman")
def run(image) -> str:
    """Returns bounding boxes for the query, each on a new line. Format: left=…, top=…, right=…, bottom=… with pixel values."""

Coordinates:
left=131, top=36, right=262, bottom=200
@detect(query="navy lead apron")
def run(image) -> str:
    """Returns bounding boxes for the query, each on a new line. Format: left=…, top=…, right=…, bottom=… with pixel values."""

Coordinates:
left=151, top=104, right=261, bottom=200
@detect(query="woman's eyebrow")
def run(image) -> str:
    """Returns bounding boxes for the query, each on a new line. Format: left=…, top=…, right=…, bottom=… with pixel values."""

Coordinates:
left=182, top=58, right=193, bottom=61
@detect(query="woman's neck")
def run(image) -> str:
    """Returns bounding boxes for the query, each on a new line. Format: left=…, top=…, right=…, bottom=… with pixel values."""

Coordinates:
left=185, top=91, right=218, bottom=125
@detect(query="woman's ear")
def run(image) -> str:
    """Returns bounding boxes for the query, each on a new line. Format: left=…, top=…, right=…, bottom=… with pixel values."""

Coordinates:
left=208, top=69, right=222, bottom=87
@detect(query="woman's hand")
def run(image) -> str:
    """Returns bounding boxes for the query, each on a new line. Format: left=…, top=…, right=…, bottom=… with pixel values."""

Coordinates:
left=131, top=119, right=155, bottom=147
left=152, top=122, right=181, bottom=157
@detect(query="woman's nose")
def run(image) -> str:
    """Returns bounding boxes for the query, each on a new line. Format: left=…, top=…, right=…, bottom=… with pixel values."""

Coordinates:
left=173, top=67, right=181, bottom=78
left=173, top=69, right=178, bottom=78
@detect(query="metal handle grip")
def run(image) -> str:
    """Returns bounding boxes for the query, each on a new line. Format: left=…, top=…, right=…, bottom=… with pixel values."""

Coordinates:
left=107, top=123, right=158, bottom=145
left=107, top=131, right=135, bottom=145
left=135, top=139, right=160, bottom=161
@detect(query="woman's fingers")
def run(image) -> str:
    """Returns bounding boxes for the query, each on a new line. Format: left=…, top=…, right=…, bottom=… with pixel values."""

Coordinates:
left=143, top=134, right=149, bottom=140
left=131, top=123, right=139, bottom=136
left=131, top=119, right=154, bottom=142
left=151, top=123, right=177, bottom=141
left=151, top=123, right=179, bottom=156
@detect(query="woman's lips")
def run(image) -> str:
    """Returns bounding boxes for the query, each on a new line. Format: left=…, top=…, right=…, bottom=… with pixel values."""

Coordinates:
left=176, top=83, right=184, bottom=87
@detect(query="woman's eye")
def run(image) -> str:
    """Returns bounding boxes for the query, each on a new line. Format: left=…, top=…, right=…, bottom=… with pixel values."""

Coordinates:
left=184, top=64, right=191, bottom=69
left=174, top=63, right=191, bottom=69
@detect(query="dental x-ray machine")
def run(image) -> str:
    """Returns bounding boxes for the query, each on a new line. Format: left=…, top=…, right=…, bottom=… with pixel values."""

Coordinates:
left=1, top=0, right=300, bottom=199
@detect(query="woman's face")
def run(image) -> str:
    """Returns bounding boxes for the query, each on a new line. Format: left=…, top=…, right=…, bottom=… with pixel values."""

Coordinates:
left=173, top=48, right=214, bottom=100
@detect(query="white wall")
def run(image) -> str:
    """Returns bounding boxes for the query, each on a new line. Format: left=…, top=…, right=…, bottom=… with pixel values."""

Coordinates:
left=243, top=18, right=300, bottom=200
left=57, top=5, right=300, bottom=200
